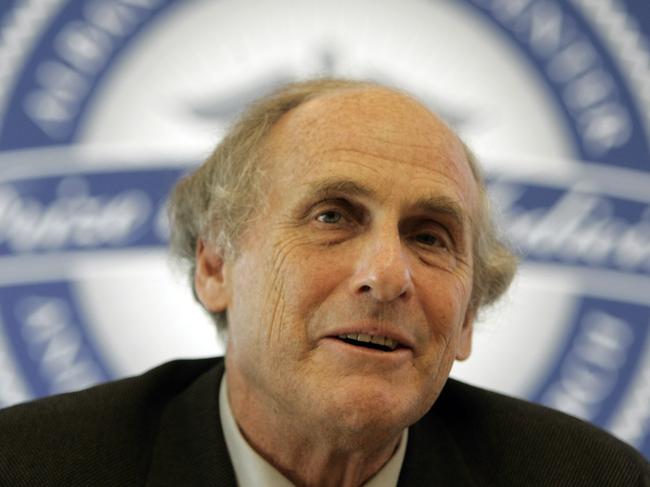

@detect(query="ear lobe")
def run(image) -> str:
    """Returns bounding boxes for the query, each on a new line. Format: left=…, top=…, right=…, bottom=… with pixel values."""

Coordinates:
left=194, top=239, right=230, bottom=313
left=455, top=309, right=474, bottom=361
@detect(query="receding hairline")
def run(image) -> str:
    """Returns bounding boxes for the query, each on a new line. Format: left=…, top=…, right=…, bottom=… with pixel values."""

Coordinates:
left=259, top=83, right=474, bottom=174
left=267, top=84, right=450, bottom=139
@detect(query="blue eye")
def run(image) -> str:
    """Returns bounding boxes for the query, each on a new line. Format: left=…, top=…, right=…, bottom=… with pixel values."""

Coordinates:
left=317, top=211, right=342, bottom=224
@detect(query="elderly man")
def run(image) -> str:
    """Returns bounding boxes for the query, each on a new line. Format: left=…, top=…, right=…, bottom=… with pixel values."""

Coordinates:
left=1, top=79, right=648, bottom=486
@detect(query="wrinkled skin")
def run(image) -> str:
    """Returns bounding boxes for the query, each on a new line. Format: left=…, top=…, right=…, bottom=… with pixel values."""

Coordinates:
left=195, top=87, right=478, bottom=487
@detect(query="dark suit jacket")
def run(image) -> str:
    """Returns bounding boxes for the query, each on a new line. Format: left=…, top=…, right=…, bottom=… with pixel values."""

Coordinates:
left=0, top=357, right=648, bottom=486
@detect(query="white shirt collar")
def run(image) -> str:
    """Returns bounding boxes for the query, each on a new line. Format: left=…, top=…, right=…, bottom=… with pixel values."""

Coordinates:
left=219, top=374, right=408, bottom=487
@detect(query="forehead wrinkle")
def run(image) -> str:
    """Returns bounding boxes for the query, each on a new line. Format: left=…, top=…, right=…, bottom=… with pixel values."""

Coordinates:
left=313, top=146, right=458, bottom=175
left=305, top=148, right=383, bottom=174
left=362, top=131, right=459, bottom=153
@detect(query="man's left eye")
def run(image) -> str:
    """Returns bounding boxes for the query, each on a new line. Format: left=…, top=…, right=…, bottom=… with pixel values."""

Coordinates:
left=415, top=233, right=444, bottom=247
left=316, top=211, right=343, bottom=224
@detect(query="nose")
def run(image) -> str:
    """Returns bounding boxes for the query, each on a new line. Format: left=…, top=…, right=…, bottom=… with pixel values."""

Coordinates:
left=350, top=230, right=413, bottom=303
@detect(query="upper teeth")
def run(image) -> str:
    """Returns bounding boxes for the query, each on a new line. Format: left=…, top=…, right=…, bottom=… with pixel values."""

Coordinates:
left=338, top=333, right=399, bottom=350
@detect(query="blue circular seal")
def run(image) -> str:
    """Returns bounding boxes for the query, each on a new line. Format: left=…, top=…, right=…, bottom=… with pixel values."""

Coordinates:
left=0, top=0, right=648, bottom=457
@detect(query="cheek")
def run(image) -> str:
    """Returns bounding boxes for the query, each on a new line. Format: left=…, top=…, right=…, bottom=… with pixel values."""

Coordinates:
left=227, top=242, right=290, bottom=347
left=417, top=275, right=472, bottom=337
left=230, top=238, right=343, bottom=351
left=279, top=249, right=346, bottom=327
left=226, top=256, right=267, bottom=354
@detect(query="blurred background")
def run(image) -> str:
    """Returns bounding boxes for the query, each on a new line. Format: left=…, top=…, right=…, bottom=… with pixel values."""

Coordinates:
left=0, top=0, right=649, bottom=458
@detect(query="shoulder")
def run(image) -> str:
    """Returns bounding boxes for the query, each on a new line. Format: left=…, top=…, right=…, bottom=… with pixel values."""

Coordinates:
left=0, top=357, right=222, bottom=436
left=0, top=357, right=223, bottom=486
left=421, top=378, right=650, bottom=486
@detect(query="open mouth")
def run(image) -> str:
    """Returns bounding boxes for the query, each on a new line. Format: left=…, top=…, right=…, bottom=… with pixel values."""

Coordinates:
left=337, top=333, right=400, bottom=352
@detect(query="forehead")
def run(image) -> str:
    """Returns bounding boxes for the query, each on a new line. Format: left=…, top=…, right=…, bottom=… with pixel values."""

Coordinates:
left=263, top=87, right=478, bottom=212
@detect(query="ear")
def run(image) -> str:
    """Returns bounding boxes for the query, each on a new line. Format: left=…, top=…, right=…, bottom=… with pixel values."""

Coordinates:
left=455, top=308, right=475, bottom=361
left=194, top=239, right=231, bottom=313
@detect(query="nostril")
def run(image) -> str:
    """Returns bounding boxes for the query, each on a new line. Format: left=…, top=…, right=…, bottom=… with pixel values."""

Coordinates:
left=359, top=285, right=372, bottom=293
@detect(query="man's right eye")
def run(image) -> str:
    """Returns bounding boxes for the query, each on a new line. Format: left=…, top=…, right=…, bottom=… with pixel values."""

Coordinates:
left=316, top=210, right=343, bottom=224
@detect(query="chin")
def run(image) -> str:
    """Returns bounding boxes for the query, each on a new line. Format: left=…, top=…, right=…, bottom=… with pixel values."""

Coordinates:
left=321, top=380, right=424, bottom=438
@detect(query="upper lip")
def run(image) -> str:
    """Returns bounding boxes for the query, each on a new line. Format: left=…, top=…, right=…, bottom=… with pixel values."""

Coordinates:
left=324, top=323, right=416, bottom=350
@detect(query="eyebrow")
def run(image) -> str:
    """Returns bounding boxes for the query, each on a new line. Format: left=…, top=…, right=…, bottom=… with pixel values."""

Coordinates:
left=304, top=178, right=466, bottom=227
left=412, top=195, right=466, bottom=228
left=305, top=178, right=376, bottom=201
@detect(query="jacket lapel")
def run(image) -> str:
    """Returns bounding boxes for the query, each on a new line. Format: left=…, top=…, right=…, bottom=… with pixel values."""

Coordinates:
left=398, top=399, right=479, bottom=486
left=146, top=359, right=237, bottom=487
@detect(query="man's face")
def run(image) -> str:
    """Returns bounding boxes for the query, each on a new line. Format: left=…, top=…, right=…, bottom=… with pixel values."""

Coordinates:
left=206, top=88, right=477, bottom=437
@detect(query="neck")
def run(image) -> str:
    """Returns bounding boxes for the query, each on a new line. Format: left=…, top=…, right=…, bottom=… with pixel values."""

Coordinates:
left=226, top=368, right=405, bottom=487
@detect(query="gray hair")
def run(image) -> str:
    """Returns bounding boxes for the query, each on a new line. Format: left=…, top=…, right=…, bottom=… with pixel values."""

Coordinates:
left=167, top=78, right=517, bottom=333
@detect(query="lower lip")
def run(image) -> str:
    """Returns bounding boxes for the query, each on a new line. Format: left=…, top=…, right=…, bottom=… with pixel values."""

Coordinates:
left=318, top=337, right=413, bottom=365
